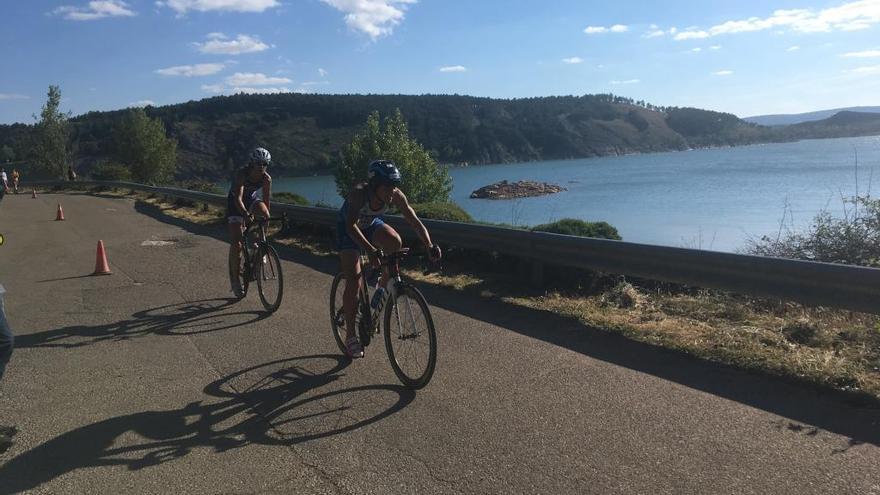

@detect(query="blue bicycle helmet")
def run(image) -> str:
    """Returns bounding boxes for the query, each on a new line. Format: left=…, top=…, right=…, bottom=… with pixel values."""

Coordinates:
left=367, top=160, right=402, bottom=186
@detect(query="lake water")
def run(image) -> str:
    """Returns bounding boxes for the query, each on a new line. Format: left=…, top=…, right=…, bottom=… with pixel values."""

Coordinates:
left=264, top=135, right=880, bottom=253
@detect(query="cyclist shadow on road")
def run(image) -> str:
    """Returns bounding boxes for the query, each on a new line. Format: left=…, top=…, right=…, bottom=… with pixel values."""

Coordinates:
left=14, top=298, right=270, bottom=349
left=0, top=354, right=416, bottom=495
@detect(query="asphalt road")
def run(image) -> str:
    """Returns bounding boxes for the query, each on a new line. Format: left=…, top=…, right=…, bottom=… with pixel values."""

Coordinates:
left=0, top=192, right=878, bottom=494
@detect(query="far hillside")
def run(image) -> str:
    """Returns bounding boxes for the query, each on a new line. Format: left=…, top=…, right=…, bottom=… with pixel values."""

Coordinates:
left=2, top=93, right=879, bottom=181
left=744, top=106, right=880, bottom=126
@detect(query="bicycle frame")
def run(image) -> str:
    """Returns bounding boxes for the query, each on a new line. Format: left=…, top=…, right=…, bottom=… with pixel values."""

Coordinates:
left=241, top=214, right=286, bottom=273
left=356, top=250, right=408, bottom=340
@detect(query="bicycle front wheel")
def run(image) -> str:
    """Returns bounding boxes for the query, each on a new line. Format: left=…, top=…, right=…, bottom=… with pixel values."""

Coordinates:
left=256, top=244, right=283, bottom=312
left=384, top=284, right=437, bottom=389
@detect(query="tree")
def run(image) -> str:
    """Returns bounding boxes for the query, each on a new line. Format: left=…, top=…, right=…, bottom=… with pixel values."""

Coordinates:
left=33, top=85, right=70, bottom=178
left=113, top=108, right=177, bottom=184
left=0, top=145, right=14, bottom=163
left=334, top=109, right=452, bottom=204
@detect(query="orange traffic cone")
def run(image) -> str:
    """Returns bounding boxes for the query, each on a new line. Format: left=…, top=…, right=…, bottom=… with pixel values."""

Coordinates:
left=31, top=189, right=37, bottom=199
left=93, top=240, right=112, bottom=276
left=55, top=204, right=65, bottom=221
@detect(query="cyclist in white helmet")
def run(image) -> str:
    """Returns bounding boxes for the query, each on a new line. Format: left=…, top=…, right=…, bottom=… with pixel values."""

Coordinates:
left=227, top=147, right=273, bottom=296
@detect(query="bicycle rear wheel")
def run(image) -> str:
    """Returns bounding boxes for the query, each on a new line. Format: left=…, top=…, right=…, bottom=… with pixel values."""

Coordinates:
left=329, top=273, right=349, bottom=353
left=256, top=244, right=283, bottom=312
left=384, top=284, right=437, bottom=389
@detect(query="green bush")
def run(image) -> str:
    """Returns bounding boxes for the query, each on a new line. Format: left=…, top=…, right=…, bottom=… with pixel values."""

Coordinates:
left=745, top=195, right=880, bottom=267
left=334, top=109, right=452, bottom=203
left=412, top=202, right=473, bottom=222
left=531, top=218, right=622, bottom=240
left=273, top=191, right=309, bottom=205
left=89, top=162, right=132, bottom=181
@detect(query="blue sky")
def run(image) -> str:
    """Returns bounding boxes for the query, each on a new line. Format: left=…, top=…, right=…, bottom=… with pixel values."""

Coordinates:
left=1, top=0, right=880, bottom=124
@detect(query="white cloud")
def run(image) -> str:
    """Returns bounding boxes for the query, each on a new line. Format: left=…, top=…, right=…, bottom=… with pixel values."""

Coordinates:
left=610, top=79, right=640, bottom=85
left=320, top=0, right=416, bottom=40
left=0, top=94, right=29, bottom=100
left=585, top=24, right=628, bottom=34
left=787, top=45, right=801, bottom=51
left=158, top=0, right=280, bottom=14
left=201, top=84, right=225, bottom=93
left=194, top=34, right=270, bottom=55
left=562, top=57, right=584, bottom=64
left=155, top=63, right=225, bottom=77
left=225, top=72, right=292, bottom=85
left=318, top=68, right=328, bottom=77
left=712, top=70, right=734, bottom=76
left=848, top=64, right=880, bottom=73
left=709, top=45, right=722, bottom=50
left=206, top=32, right=227, bottom=39
left=674, top=30, right=710, bottom=40
left=842, top=49, right=880, bottom=57
left=52, top=0, right=135, bottom=21
left=129, top=100, right=156, bottom=107
left=674, top=1, right=880, bottom=40
left=644, top=26, right=679, bottom=38
left=439, top=65, right=467, bottom=72
left=691, top=47, right=702, bottom=52
left=231, top=86, right=291, bottom=94
left=300, top=81, right=331, bottom=86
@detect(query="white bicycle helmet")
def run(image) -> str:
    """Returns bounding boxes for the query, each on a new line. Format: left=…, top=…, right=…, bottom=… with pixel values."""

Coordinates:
left=250, top=147, right=271, bottom=166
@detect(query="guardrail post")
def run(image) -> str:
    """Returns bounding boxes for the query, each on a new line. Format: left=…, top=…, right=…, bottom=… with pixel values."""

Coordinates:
left=0, top=284, right=13, bottom=381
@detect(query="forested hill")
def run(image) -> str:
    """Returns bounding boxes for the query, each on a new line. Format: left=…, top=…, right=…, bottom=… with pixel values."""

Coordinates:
left=2, top=93, right=878, bottom=180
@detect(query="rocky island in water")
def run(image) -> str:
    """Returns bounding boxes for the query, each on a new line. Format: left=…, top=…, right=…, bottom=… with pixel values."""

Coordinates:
left=470, top=180, right=567, bottom=200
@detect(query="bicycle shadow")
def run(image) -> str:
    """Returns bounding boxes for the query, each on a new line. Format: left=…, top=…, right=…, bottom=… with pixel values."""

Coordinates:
left=0, top=354, right=416, bottom=495
left=14, top=298, right=269, bottom=349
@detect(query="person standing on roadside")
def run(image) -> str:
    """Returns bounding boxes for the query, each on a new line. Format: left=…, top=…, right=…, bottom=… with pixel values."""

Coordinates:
left=10, top=169, right=19, bottom=194
left=67, top=165, right=77, bottom=181
left=0, top=168, right=8, bottom=194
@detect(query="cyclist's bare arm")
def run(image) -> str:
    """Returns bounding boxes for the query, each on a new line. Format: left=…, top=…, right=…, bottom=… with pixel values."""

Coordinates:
left=393, top=189, right=434, bottom=251
left=233, top=175, right=248, bottom=217
left=261, top=172, right=272, bottom=214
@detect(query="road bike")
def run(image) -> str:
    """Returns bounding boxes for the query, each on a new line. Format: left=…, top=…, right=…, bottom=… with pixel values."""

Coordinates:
left=329, top=249, right=438, bottom=389
left=230, top=215, right=286, bottom=313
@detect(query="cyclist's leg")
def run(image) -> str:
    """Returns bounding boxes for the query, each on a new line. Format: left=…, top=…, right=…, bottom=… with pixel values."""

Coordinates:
left=371, top=222, right=402, bottom=287
left=340, top=249, right=362, bottom=341
left=227, top=216, right=245, bottom=291
left=250, top=199, right=269, bottom=220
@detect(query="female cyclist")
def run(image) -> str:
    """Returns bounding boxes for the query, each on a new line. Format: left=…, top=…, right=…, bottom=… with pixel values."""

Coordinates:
left=227, top=147, right=272, bottom=297
left=337, top=159, right=442, bottom=358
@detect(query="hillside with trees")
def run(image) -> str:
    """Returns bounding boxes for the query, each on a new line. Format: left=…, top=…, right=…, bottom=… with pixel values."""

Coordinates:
left=1, top=92, right=878, bottom=181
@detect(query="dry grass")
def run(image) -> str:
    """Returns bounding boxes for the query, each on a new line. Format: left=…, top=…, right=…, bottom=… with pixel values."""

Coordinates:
left=407, top=269, right=880, bottom=399
left=57, top=186, right=880, bottom=400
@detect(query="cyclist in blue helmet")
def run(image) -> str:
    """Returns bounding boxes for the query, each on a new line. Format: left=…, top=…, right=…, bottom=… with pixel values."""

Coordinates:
left=336, top=159, right=442, bottom=358
left=227, top=147, right=273, bottom=296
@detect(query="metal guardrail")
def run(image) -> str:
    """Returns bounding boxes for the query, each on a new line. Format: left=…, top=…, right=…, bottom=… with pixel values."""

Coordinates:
left=29, top=180, right=880, bottom=315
